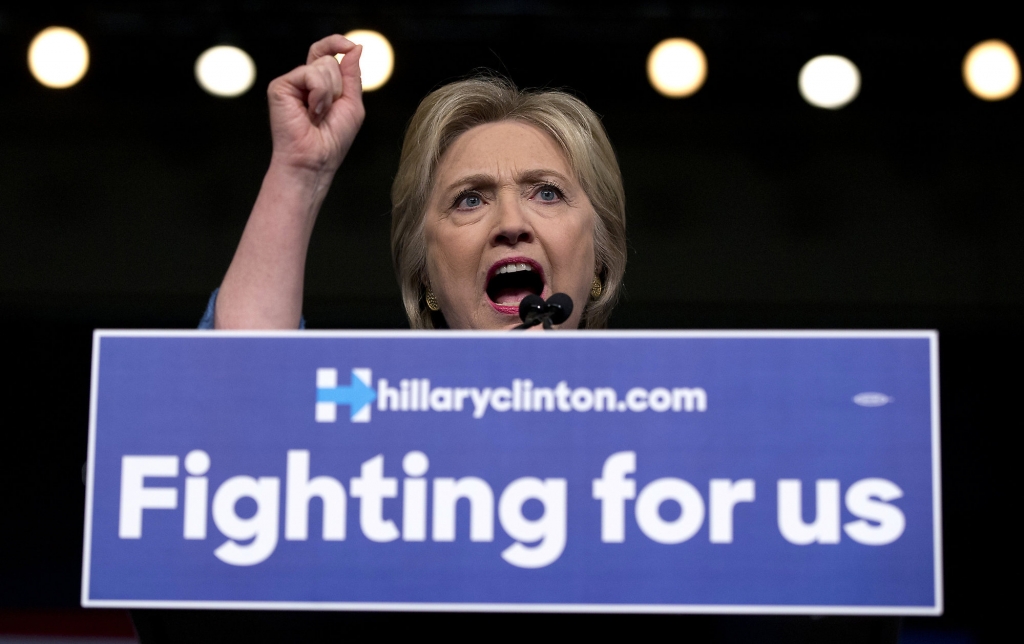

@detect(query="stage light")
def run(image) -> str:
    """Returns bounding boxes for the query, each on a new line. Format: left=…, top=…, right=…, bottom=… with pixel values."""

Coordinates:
left=646, top=38, right=707, bottom=98
left=194, top=46, right=256, bottom=98
left=342, top=30, right=394, bottom=91
left=28, top=27, right=89, bottom=89
left=963, top=39, right=1020, bottom=101
left=798, top=55, right=860, bottom=109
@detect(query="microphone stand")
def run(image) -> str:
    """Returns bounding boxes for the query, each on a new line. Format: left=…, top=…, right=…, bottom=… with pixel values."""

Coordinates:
left=514, top=311, right=555, bottom=330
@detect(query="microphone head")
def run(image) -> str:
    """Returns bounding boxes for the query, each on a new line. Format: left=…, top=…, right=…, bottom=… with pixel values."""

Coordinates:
left=518, top=294, right=546, bottom=322
left=545, top=293, right=574, bottom=325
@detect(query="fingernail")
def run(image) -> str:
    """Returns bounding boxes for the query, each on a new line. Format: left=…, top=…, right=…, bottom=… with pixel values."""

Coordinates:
left=315, top=102, right=324, bottom=115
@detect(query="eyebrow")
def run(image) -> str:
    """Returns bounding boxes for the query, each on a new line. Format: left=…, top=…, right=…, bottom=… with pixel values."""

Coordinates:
left=442, top=169, right=572, bottom=195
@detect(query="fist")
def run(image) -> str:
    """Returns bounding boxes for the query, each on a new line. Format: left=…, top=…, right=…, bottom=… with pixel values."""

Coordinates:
left=266, top=35, right=366, bottom=174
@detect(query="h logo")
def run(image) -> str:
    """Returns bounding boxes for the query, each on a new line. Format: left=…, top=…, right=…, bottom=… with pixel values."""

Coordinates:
left=316, top=368, right=376, bottom=423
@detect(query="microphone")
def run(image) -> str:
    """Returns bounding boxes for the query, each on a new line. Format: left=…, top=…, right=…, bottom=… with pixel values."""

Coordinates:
left=518, top=294, right=546, bottom=324
left=544, top=293, right=573, bottom=325
left=515, top=293, right=574, bottom=330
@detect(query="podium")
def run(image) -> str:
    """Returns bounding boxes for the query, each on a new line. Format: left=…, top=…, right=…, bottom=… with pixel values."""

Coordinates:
left=82, top=330, right=941, bottom=615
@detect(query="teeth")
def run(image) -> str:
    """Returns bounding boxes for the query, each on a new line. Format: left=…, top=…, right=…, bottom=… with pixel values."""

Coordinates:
left=496, top=262, right=535, bottom=275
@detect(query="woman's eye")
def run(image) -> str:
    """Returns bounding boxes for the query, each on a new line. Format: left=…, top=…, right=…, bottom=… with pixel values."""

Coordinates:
left=458, top=194, right=482, bottom=209
left=536, top=187, right=561, bottom=202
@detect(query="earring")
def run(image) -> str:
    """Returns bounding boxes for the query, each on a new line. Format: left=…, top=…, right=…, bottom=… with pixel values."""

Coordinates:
left=425, top=287, right=440, bottom=311
left=590, top=275, right=603, bottom=300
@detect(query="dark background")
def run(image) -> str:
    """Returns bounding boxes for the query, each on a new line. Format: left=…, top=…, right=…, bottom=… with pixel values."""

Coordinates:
left=0, top=2, right=1017, bottom=642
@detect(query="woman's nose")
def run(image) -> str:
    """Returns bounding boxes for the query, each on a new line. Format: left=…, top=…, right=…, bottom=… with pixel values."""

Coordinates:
left=492, top=195, right=534, bottom=246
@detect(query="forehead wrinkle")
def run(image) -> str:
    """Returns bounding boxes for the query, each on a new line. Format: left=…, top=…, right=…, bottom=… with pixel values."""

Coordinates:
left=434, top=124, right=577, bottom=200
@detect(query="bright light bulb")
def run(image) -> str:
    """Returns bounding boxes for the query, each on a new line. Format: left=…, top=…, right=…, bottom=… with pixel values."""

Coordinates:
left=194, top=46, right=256, bottom=98
left=798, top=55, right=861, bottom=109
left=647, top=38, right=707, bottom=98
left=963, top=39, right=1020, bottom=101
left=28, top=27, right=89, bottom=89
left=342, top=30, right=394, bottom=91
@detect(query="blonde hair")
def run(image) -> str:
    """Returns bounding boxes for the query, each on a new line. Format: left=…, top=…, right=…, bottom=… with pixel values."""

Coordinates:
left=390, top=76, right=626, bottom=329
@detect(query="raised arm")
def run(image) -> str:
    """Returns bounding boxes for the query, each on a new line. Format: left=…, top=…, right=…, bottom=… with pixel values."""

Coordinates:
left=214, top=35, right=365, bottom=329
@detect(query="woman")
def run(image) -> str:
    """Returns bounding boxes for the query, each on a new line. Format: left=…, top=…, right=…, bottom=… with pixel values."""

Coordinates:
left=206, top=34, right=626, bottom=330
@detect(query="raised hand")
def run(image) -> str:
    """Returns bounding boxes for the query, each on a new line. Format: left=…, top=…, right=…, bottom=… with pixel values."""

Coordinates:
left=215, top=35, right=367, bottom=330
left=266, top=35, right=365, bottom=174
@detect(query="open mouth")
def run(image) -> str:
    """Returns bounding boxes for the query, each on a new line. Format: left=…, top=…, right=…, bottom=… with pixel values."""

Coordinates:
left=486, top=258, right=545, bottom=312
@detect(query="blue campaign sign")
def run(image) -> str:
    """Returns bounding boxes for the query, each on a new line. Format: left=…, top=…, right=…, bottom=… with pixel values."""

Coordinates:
left=82, top=330, right=942, bottom=615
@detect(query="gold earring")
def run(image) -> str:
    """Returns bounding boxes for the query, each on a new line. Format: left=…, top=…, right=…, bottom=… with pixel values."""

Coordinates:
left=425, top=287, right=440, bottom=311
left=590, top=275, right=603, bottom=300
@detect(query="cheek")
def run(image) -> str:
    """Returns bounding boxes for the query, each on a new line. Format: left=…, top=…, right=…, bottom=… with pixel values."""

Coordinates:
left=565, top=215, right=598, bottom=302
left=551, top=211, right=596, bottom=273
left=424, top=221, right=483, bottom=291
